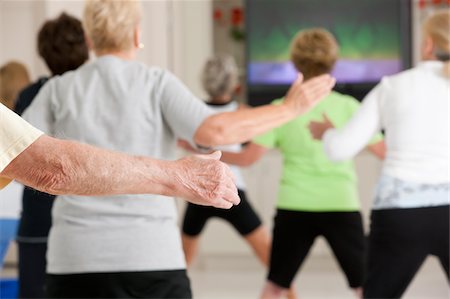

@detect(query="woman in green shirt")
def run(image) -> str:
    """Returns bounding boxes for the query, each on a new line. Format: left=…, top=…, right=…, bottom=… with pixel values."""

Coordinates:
left=221, top=29, right=384, bottom=299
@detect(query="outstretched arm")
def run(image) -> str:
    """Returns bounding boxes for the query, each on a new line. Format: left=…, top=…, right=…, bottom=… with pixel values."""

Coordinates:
left=195, top=74, right=335, bottom=147
left=1, top=135, right=239, bottom=209
left=220, top=143, right=268, bottom=167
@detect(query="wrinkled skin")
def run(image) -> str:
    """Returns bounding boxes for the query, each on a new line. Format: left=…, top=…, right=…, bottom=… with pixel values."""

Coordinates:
left=173, top=151, right=238, bottom=209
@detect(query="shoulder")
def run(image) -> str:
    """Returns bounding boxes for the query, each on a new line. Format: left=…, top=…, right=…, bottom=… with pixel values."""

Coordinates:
left=327, top=91, right=359, bottom=105
left=319, top=92, right=360, bottom=117
left=18, top=77, right=49, bottom=98
left=15, top=78, right=50, bottom=115
left=378, top=66, right=421, bottom=88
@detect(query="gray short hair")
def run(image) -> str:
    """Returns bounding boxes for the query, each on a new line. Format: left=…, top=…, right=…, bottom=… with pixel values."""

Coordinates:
left=201, top=54, right=239, bottom=98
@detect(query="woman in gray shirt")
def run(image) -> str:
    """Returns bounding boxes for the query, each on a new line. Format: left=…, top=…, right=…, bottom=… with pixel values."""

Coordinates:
left=23, top=1, right=334, bottom=298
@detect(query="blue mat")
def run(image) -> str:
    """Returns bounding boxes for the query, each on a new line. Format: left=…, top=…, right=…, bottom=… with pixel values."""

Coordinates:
left=0, top=279, right=18, bottom=299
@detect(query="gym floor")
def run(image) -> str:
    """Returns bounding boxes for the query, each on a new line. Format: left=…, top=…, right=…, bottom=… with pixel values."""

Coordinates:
left=1, top=252, right=448, bottom=298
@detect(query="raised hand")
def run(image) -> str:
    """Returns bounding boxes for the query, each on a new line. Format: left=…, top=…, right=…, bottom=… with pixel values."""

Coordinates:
left=308, top=113, right=335, bottom=140
left=173, top=151, right=239, bottom=209
left=285, top=74, right=336, bottom=116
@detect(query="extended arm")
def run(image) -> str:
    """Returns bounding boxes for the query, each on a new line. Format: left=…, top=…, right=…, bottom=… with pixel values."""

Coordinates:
left=1, top=135, right=239, bottom=209
left=195, top=74, right=335, bottom=147
left=220, top=143, right=268, bottom=167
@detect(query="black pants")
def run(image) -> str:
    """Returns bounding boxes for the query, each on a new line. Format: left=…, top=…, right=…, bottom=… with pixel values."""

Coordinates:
left=268, top=210, right=366, bottom=289
left=46, top=270, right=192, bottom=298
left=182, top=189, right=262, bottom=236
left=364, top=205, right=449, bottom=298
left=18, top=242, right=47, bottom=298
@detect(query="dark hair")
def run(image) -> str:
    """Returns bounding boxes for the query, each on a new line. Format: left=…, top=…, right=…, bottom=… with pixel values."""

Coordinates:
left=38, top=13, right=89, bottom=76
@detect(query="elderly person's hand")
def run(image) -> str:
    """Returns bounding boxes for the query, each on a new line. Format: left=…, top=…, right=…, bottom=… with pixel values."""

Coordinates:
left=285, top=74, right=336, bottom=115
left=308, top=113, right=335, bottom=140
left=173, top=151, right=239, bottom=209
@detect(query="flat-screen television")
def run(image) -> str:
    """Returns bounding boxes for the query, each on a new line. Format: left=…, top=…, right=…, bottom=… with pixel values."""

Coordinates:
left=246, top=0, right=412, bottom=105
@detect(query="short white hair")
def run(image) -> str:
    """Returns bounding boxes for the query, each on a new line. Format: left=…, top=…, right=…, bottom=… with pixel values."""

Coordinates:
left=201, top=54, right=239, bottom=98
left=83, top=0, right=142, bottom=53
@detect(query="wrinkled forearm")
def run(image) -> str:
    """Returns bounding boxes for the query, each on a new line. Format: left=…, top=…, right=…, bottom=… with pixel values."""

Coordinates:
left=194, top=103, right=296, bottom=147
left=1, top=135, right=179, bottom=197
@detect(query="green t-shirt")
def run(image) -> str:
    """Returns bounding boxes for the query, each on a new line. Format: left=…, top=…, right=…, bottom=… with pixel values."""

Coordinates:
left=254, top=91, right=382, bottom=212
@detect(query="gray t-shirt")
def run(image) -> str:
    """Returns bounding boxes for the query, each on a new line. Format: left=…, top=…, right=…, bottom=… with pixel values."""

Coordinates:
left=23, top=55, right=213, bottom=274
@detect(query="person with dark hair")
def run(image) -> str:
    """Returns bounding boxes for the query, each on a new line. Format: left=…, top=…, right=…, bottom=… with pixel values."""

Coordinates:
left=15, top=12, right=88, bottom=115
left=13, top=12, right=89, bottom=299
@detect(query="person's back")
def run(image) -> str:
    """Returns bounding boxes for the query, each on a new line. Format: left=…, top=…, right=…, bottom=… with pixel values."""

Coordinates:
left=377, top=61, right=448, bottom=183
left=262, top=92, right=374, bottom=211
left=309, top=11, right=450, bottom=298
left=24, top=56, right=201, bottom=273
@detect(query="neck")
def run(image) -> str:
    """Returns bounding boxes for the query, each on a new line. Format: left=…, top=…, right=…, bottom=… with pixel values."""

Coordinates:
left=210, top=95, right=232, bottom=105
left=96, top=49, right=137, bottom=60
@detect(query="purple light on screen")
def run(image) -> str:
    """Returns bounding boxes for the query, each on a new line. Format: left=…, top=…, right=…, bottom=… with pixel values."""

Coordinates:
left=248, top=60, right=402, bottom=85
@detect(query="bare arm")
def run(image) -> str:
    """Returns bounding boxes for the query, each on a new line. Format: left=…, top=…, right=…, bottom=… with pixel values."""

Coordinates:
left=195, top=74, right=335, bottom=147
left=1, top=135, right=239, bottom=209
left=220, top=143, right=268, bottom=167
left=367, top=140, right=386, bottom=160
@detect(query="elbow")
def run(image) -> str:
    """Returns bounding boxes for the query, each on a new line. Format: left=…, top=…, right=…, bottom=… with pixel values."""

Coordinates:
left=35, top=171, right=71, bottom=196
left=194, top=117, right=229, bottom=147
left=30, top=160, right=74, bottom=195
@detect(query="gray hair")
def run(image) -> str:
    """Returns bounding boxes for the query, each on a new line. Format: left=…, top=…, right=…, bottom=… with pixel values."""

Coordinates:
left=201, top=54, right=239, bottom=98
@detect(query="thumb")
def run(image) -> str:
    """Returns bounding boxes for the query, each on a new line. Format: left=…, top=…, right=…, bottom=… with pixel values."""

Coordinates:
left=196, top=150, right=222, bottom=160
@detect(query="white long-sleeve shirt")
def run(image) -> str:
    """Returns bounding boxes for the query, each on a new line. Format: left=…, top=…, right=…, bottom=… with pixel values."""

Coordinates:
left=323, top=61, right=449, bottom=184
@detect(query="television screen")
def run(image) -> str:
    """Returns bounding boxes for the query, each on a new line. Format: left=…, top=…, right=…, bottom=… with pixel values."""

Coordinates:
left=247, top=0, right=410, bottom=86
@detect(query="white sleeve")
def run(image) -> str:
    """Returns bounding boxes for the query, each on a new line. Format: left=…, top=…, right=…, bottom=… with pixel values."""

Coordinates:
left=0, top=103, right=43, bottom=188
left=323, top=82, right=385, bottom=161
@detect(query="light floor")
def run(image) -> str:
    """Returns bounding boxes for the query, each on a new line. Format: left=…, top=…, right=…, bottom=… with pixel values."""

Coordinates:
left=2, top=255, right=448, bottom=298
left=189, top=255, right=449, bottom=299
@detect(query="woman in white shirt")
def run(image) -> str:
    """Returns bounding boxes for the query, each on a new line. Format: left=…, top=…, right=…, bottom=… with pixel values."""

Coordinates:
left=309, top=10, right=450, bottom=298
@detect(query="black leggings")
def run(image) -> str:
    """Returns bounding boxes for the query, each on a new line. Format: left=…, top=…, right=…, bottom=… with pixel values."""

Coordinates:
left=18, top=242, right=47, bottom=298
left=46, top=270, right=192, bottom=299
left=364, top=205, right=449, bottom=298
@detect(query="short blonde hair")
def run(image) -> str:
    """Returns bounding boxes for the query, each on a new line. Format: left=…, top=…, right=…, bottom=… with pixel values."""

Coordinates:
left=290, top=28, right=339, bottom=80
left=83, top=0, right=142, bottom=53
left=202, top=54, right=239, bottom=99
left=423, top=9, right=450, bottom=77
left=0, top=61, right=30, bottom=109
